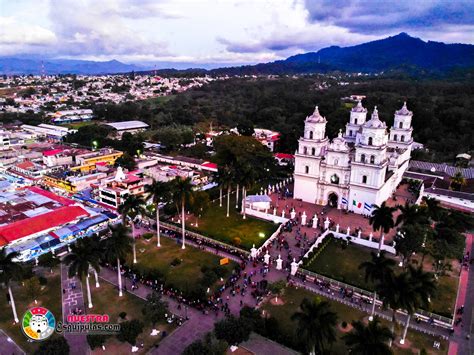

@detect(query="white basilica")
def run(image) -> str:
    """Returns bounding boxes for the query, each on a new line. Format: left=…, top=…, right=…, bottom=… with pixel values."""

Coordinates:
left=293, top=101, right=413, bottom=215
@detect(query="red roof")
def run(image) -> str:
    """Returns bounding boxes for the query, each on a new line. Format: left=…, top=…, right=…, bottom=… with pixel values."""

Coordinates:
left=0, top=206, right=89, bottom=244
left=96, top=162, right=107, bottom=166
left=201, top=162, right=218, bottom=169
left=43, top=149, right=64, bottom=157
left=274, top=153, right=294, bottom=160
left=15, top=161, right=35, bottom=170
left=28, top=186, right=76, bottom=206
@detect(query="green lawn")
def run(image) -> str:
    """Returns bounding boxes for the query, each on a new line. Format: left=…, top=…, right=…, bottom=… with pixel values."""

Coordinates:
left=127, top=237, right=236, bottom=296
left=0, top=268, right=62, bottom=354
left=186, top=194, right=279, bottom=250
left=87, top=278, right=175, bottom=354
left=63, top=121, right=96, bottom=129
left=261, top=286, right=448, bottom=354
left=304, top=237, right=458, bottom=318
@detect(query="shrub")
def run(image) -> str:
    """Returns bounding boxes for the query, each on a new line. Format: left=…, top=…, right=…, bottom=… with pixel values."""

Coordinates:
left=170, top=258, right=182, bottom=266
left=87, top=334, right=109, bottom=349
left=232, top=237, right=242, bottom=246
left=341, top=321, right=347, bottom=328
left=143, top=233, right=154, bottom=240
left=116, top=319, right=144, bottom=345
left=212, top=266, right=227, bottom=278
left=119, top=312, right=127, bottom=320
left=38, top=276, right=48, bottom=286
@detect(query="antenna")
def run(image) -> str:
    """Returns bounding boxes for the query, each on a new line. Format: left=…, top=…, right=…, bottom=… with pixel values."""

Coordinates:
left=40, top=60, right=46, bottom=78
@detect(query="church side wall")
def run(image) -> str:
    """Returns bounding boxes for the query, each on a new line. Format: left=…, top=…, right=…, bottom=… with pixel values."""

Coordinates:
left=293, top=174, right=318, bottom=203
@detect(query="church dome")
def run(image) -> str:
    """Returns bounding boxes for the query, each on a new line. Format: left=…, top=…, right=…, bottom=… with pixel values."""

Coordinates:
left=395, top=102, right=412, bottom=116
left=351, top=100, right=367, bottom=113
left=306, top=106, right=327, bottom=123
left=364, top=106, right=386, bottom=129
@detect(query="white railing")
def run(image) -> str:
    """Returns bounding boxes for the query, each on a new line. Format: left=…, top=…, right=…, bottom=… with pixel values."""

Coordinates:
left=330, top=230, right=396, bottom=254
left=244, top=207, right=289, bottom=224
left=256, top=223, right=284, bottom=255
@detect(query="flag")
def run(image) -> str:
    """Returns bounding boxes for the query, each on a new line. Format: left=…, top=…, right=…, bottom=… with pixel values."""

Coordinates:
left=364, top=202, right=372, bottom=211
left=352, top=200, right=362, bottom=208
left=341, top=197, right=348, bottom=205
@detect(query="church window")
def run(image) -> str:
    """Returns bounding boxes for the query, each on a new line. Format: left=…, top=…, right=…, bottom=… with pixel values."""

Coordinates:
left=399, top=122, right=403, bottom=129
left=370, top=155, right=375, bottom=164
left=361, top=154, right=366, bottom=163
left=349, top=130, right=353, bottom=136
left=334, top=158, right=338, bottom=166
left=394, top=134, right=398, bottom=141
left=368, top=137, right=373, bottom=146
left=311, top=147, right=316, bottom=155
left=309, top=131, right=313, bottom=139
left=401, top=135, right=405, bottom=142
left=303, top=147, right=307, bottom=154
left=354, top=118, right=358, bottom=125
left=330, top=174, right=339, bottom=184
left=362, top=175, right=367, bottom=184
left=305, top=166, right=309, bottom=174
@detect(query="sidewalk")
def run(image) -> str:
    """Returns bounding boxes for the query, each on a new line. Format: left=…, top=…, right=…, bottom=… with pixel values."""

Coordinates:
left=448, top=233, right=473, bottom=355
left=0, top=329, right=25, bottom=355
left=60, top=263, right=90, bottom=355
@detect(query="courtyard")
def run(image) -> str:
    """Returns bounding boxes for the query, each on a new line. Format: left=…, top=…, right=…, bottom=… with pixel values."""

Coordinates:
left=126, top=237, right=237, bottom=296
left=183, top=193, right=279, bottom=250
left=86, top=279, right=176, bottom=354
left=261, top=286, right=448, bottom=354
left=0, top=267, right=62, bottom=353
left=303, top=237, right=459, bottom=318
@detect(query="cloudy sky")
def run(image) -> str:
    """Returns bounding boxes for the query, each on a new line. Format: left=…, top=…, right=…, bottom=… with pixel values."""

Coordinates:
left=1, top=0, right=473, bottom=65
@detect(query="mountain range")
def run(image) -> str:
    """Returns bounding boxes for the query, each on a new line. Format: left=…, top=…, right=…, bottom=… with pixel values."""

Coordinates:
left=1, top=33, right=474, bottom=76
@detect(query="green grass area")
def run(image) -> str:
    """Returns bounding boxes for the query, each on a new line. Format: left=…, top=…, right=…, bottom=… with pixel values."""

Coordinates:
left=304, top=237, right=459, bottom=318
left=261, top=286, right=448, bottom=354
left=143, top=95, right=176, bottom=109
left=63, top=120, right=96, bottom=129
left=0, top=269, right=62, bottom=354
left=127, top=237, right=236, bottom=295
left=186, top=193, right=279, bottom=249
left=87, top=278, right=175, bottom=354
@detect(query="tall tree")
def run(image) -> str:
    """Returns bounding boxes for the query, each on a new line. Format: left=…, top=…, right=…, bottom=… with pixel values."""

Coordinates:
left=190, top=190, right=210, bottom=227
left=118, top=194, right=146, bottom=263
left=394, top=224, right=426, bottom=268
left=217, top=165, right=235, bottom=218
left=0, top=248, right=23, bottom=322
left=145, top=180, right=171, bottom=247
left=359, top=251, right=396, bottom=321
left=171, top=177, right=195, bottom=249
left=103, top=224, right=133, bottom=297
left=238, top=164, right=256, bottom=219
left=343, top=317, right=394, bottom=355
left=291, top=298, right=338, bottom=354
left=63, top=236, right=102, bottom=308
left=421, top=197, right=443, bottom=222
left=400, top=266, right=436, bottom=344
left=369, top=202, right=397, bottom=255
left=396, top=202, right=426, bottom=226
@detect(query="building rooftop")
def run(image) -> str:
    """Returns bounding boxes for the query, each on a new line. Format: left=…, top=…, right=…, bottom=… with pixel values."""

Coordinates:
left=105, top=120, right=149, bottom=131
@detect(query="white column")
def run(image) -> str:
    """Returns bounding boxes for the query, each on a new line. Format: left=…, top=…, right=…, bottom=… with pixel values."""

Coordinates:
left=335, top=224, right=340, bottom=233
left=290, top=258, right=299, bottom=275
left=276, top=255, right=283, bottom=270
left=264, top=251, right=270, bottom=265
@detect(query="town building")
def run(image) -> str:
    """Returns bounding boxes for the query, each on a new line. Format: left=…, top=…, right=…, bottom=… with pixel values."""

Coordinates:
left=293, top=101, right=413, bottom=215
left=104, top=120, right=149, bottom=138
left=97, top=167, right=145, bottom=209
left=48, top=109, right=93, bottom=124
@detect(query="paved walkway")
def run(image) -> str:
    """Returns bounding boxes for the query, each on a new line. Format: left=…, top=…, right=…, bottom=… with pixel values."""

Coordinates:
left=448, top=233, right=473, bottom=355
left=60, top=263, right=90, bottom=355
left=0, top=329, right=25, bottom=355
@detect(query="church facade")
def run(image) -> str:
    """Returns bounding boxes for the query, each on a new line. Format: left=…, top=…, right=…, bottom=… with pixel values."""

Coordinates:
left=293, top=101, right=413, bottom=215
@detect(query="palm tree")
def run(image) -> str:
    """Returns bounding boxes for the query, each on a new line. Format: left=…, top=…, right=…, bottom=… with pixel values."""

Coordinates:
left=450, top=172, right=466, bottom=191
left=421, top=196, right=443, bottom=222
left=378, top=271, right=413, bottom=345
left=145, top=180, right=171, bottom=247
left=63, top=236, right=101, bottom=308
left=359, top=251, right=396, bottom=321
left=217, top=165, right=235, bottom=218
left=399, top=266, right=436, bottom=344
left=103, top=224, right=133, bottom=297
left=291, top=298, right=338, bottom=354
left=171, top=177, right=194, bottom=249
left=118, top=194, right=146, bottom=263
left=343, top=316, right=394, bottom=354
left=190, top=190, right=210, bottom=227
left=239, top=164, right=256, bottom=220
left=369, top=202, right=397, bottom=255
left=395, top=201, right=425, bottom=226
left=0, top=248, right=23, bottom=323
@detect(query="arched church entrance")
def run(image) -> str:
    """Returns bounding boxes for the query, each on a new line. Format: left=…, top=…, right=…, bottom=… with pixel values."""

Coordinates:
left=327, top=193, right=338, bottom=208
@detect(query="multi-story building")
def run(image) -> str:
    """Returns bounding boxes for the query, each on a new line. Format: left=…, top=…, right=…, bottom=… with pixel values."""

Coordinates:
left=293, top=101, right=413, bottom=215
left=97, top=167, right=145, bottom=209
